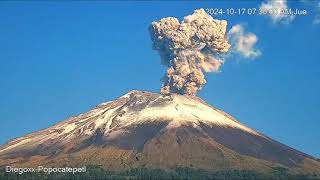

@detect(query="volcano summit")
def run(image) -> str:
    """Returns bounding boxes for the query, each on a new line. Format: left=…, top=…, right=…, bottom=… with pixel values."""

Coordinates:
left=0, top=91, right=319, bottom=179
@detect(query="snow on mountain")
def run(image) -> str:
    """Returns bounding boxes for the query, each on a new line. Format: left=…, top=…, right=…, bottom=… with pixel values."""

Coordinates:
left=0, top=90, right=262, bottom=154
left=0, top=90, right=319, bottom=176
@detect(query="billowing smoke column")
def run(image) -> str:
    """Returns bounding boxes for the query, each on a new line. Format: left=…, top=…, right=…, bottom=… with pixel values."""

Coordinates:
left=149, top=9, right=231, bottom=96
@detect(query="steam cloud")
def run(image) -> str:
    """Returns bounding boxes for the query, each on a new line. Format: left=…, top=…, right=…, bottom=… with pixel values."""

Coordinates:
left=149, top=9, right=231, bottom=96
left=228, top=24, right=261, bottom=59
left=259, top=0, right=295, bottom=24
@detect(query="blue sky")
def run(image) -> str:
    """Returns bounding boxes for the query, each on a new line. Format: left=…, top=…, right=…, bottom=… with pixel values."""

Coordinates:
left=0, top=1, right=319, bottom=158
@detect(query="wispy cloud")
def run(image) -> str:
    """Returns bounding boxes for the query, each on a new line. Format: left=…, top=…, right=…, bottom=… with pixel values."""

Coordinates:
left=313, top=2, right=320, bottom=25
left=259, top=0, right=295, bottom=24
left=228, top=24, right=261, bottom=59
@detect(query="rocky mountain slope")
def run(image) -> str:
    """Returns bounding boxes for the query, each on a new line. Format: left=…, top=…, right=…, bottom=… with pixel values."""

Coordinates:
left=0, top=90, right=319, bottom=177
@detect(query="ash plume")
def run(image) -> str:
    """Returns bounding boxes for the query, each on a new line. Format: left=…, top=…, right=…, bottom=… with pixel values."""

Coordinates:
left=149, top=9, right=231, bottom=96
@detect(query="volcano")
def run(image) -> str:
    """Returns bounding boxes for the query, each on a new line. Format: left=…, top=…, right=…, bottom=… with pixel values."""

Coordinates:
left=0, top=90, right=319, bottom=178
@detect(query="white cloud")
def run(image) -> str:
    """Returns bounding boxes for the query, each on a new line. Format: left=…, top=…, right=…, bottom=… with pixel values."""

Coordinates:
left=228, top=24, right=261, bottom=59
left=260, top=0, right=295, bottom=24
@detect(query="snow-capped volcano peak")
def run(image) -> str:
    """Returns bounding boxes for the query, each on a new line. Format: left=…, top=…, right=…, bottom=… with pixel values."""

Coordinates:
left=0, top=90, right=260, bottom=154
left=1, top=90, right=319, bottom=175
left=116, top=91, right=261, bottom=135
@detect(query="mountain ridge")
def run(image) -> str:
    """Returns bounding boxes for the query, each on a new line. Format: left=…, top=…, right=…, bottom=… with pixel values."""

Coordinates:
left=0, top=90, right=319, bottom=177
